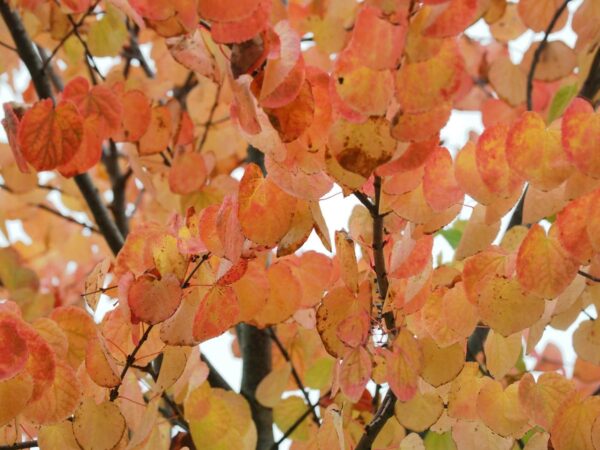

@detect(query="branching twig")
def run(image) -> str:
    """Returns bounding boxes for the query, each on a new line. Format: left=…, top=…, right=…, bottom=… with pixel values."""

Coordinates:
left=270, top=393, right=329, bottom=449
left=0, top=184, right=100, bottom=233
left=354, top=176, right=396, bottom=450
left=0, top=0, right=125, bottom=256
left=267, top=328, right=320, bottom=425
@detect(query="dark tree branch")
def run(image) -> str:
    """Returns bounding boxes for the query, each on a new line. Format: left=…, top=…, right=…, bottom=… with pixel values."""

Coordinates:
left=239, top=146, right=274, bottom=449
left=355, top=176, right=396, bottom=450
left=526, top=0, right=572, bottom=110
left=0, top=441, right=38, bottom=450
left=267, top=328, right=320, bottom=425
left=239, top=324, right=274, bottom=449
left=201, top=353, right=233, bottom=391
left=122, top=23, right=155, bottom=79
left=109, top=323, right=154, bottom=401
left=173, top=71, right=198, bottom=106
left=104, top=140, right=130, bottom=237
left=512, top=1, right=571, bottom=236
left=355, top=390, right=397, bottom=450
left=270, top=393, right=329, bottom=449
left=578, top=270, right=600, bottom=283
left=580, top=45, right=600, bottom=102
left=0, top=0, right=125, bottom=256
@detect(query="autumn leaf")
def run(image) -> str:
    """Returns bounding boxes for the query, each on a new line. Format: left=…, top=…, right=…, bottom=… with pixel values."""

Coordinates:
left=18, top=99, right=84, bottom=171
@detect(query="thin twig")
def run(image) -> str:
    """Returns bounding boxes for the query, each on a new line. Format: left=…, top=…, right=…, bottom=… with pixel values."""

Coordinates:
left=0, top=39, right=16, bottom=51
left=526, top=0, right=572, bottom=110
left=196, top=83, right=222, bottom=152
left=109, top=324, right=154, bottom=401
left=267, top=328, right=320, bottom=425
left=578, top=270, right=600, bottom=283
left=0, top=184, right=100, bottom=233
left=39, top=0, right=100, bottom=75
left=270, top=393, right=329, bottom=449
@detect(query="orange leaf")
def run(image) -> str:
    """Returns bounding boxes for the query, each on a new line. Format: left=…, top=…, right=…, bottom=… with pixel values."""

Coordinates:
left=335, top=230, right=359, bottom=294
left=423, top=0, right=478, bottom=38
left=395, top=39, right=463, bottom=113
left=256, top=362, right=292, bottom=408
left=112, top=89, right=151, bottom=142
left=476, top=275, right=545, bottom=336
left=317, top=285, right=370, bottom=358
left=506, top=111, right=572, bottom=191
left=238, top=163, right=297, bottom=246
left=423, top=146, right=464, bottom=212
left=517, top=0, right=568, bottom=33
left=23, top=359, right=81, bottom=425
left=128, top=273, right=183, bottom=325
left=328, top=117, right=396, bottom=179
left=476, top=378, right=528, bottom=437
left=198, top=0, right=261, bottom=23
left=518, top=372, right=575, bottom=430
left=0, top=316, right=29, bottom=381
left=562, top=97, right=600, bottom=178
left=168, top=150, right=207, bottom=195
left=550, top=394, right=600, bottom=450
left=57, top=115, right=104, bottom=177
left=210, top=0, right=271, bottom=44
left=259, top=21, right=303, bottom=107
left=573, top=319, right=600, bottom=365
left=193, top=285, right=239, bottom=342
left=85, top=334, right=121, bottom=388
left=391, top=102, right=452, bottom=142
left=339, top=346, right=371, bottom=403
left=340, top=5, right=405, bottom=71
left=18, top=99, right=84, bottom=171
left=385, top=329, right=423, bottom=401
left=138, top=105, right=172, bottom=155
left=62, top=76, right=123, bottom=137
left=0, top=371, right=33, bottom=427
left=73, top=399, right=127, bottom=450
left=394, top=391, right=444, bottom=432
left=265, top=79, right=315, bottom=143
left=475, top=123, right=523, bottom=198
left=454, top=140, right=495, bottom=205
left=555, top=193, right=594, bottom=264
left=516, top=224, right=579, bottom=299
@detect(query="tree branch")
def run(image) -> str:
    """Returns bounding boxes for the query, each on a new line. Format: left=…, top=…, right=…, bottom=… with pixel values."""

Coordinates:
left=267, top=328, right=320, bottom=425
left=526, top=0, right=572, bottom=110
left=355, top=390, right=397, bottom=450
left=0, top=441, right=38, bottom=450
left=578, top=270, right=600, bottom=283
left=580, top=45, right=600, bottom=102
left=354, top=176, right=396, bottom=450
left=271, top=393, right=329, bottom=449
left=103, top=140, right=130, bottom=237
left=0, top=0, right=125, bottom=256
left=201, top=353, right=233, bottom=391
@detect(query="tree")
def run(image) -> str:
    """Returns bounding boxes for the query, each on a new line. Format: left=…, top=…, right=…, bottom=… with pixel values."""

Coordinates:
left=0, top=0, right=599, bottom=448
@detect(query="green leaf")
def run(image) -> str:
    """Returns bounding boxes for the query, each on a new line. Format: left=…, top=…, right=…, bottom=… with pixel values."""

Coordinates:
left=547, top=84, right=578, bottom=124
left=438, top=220, right=466, bottom=250
left=87, top=5, right=127, bottom=57
left=424, top=431, right=457, bottom=450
